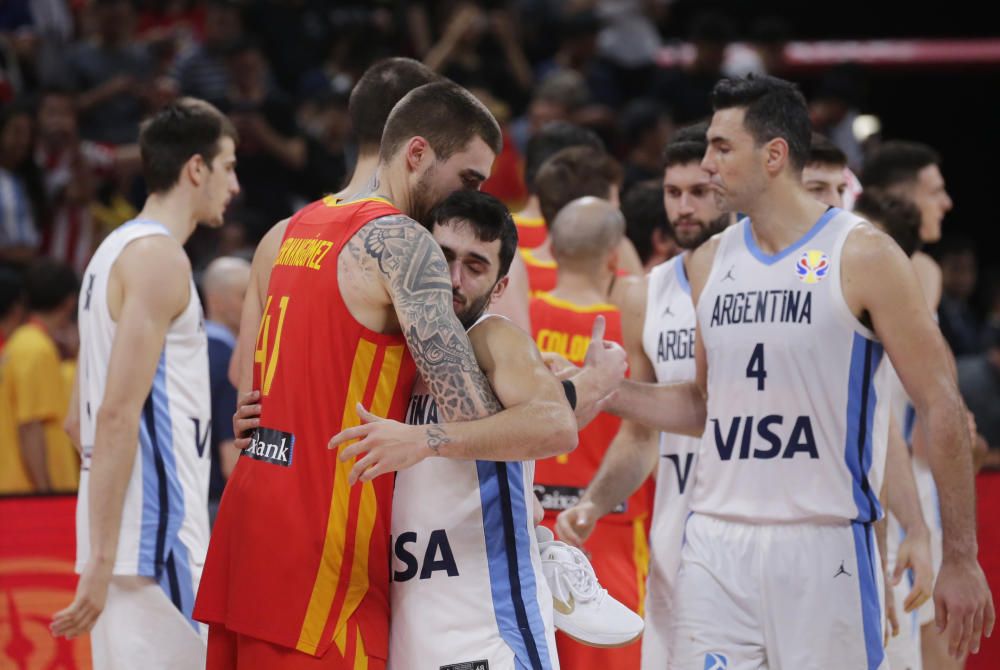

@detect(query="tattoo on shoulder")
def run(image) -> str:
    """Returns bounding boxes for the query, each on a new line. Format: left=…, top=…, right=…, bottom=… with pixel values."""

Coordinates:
left=357, top=215, right=502, bottom=420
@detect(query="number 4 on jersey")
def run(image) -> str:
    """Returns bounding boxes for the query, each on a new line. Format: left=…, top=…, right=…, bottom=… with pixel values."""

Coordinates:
left=255, top=295, right=289, bottom=396
left=746, top=342, right=766, bottom=391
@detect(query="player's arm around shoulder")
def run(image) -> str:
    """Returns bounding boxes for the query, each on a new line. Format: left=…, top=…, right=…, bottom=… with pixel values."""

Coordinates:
left=468, top=315, right=577, bottom=457
left=354, top=213, right=502, bottom=421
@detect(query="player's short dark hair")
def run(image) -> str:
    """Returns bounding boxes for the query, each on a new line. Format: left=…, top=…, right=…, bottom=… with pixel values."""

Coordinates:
left=808, top=132, right=847, bottom=169
left=379, top=82, right=502, bottom=164
left=853, top=189, right=923, bottom=257
left=535, top=146, right=621, bottom=225
left=139, top=98, right=237, bottom=194
left=348, top=58, right=439, bottom=152
left=24, top=258, right=78, bottom=312
left=430, top=190, right=518, bottom=280
left=860, top=141, right=941, bottom=190
left=711, top=75, right=811, bottom=172
left=663, top=121, right=709, bottom=168
left=523, top=121, right=605, bottom=194
left=622, top=180, right=671, bottom=265
left=0, top=265, right=24, bottom=319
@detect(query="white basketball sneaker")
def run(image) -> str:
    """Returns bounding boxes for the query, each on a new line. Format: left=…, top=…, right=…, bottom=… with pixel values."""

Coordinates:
left=536, top=525, right=644, bottom=647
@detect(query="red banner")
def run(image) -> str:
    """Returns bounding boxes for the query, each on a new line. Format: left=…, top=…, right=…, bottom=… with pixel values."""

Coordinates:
left=0, top=495, right=91, bottom=669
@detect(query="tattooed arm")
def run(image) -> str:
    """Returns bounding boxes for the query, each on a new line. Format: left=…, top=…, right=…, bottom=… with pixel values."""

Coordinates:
left=355, top=213, right=503, bottom=421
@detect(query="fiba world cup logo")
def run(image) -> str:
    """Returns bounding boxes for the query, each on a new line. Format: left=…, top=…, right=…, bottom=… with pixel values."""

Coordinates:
left=795, top=250, right=830, bottom=284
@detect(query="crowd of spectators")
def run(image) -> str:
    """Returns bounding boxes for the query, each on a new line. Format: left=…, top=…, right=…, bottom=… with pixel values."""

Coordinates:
left=2, top=0, right=998, bottom=495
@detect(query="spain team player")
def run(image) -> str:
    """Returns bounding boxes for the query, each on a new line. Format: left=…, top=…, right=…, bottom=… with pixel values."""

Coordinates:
left=604, top=75, right=993, bottom=668
left=557, top=124, right=733, bottom=669
left=195, top=82, right=508, bottom=669
left=227, top=58, right=439, bottom=396
left=528, top=196, right=649, bottom=668
left=50, top=99, right=240, bottom=669
left=521, top=146, right=626, bottom=297
left=512, top=121, right=605, bottom=250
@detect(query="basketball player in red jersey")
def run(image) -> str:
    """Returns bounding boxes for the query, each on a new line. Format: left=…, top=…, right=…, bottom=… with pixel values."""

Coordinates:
left=513, top=121, right=605, bottom=250
left=529, top=196, right=650, bottom=668
left=522, top=146, right=623, bottom=296
left=196, top=81, right=522, bottom=669
left=227, top=58, right=440, bottom=392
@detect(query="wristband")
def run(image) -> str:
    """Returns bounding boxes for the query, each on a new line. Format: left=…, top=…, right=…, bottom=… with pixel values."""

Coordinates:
left=561, top=379, right=577, bottom=410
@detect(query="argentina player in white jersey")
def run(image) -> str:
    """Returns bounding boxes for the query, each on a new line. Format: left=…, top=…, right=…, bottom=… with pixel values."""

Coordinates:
left=50, top=99, right=240, bottom=669
left=603, top=75, right=993, bottom=669
left=556, top=122, right=731, bottom=669
left=324, top=191, right=632, bottom=670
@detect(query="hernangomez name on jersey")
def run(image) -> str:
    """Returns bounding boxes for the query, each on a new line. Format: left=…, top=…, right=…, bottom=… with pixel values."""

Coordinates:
left=76, top=219, right=211, bottom=626
left=389, top=314, right=559, bottom=670
left=692, top=208, right=890, bottom=524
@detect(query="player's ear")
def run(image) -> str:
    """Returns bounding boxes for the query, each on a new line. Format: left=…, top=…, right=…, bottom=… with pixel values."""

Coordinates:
left=764, top=137, right=789, bottom=177
left=606, top=246, right=621, bottom=274
left=185, top=153, right=207, bottom=187
left=490, top=275, right=510, bottom=303
left=405, top=136, right=433, bottom=173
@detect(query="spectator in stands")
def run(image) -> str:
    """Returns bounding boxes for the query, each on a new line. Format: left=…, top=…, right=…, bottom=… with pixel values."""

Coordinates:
left=509, top=70, right=592, bottom=157
left=69, top=0, right=154, bottom=145
left=0, top=264, right=24, bottom=348
left=809, top=64, right=867, bottom=170
left=0, top=258, right=79, bottom=494
left=939, top=236, right=984, bottom=356
left=723, top=16, right=791, bottom=78
left=221, top=38, right=305, bottom=241
left=424, top=3, right=533, bottom=114
left=622, top=179, right=676, bottom=272
left=958, top=321, right=1000, bottom=451
left=653, top=10, right=736, bottom=123
left=1, top=100, right=43, bottom=263
left=172, top=0, right=242, bottom=104
left=34, top=88, right=141, bottom=273
left=619, top=98, right=672, bottom=195
left=200, top=255, right=250, bottom=524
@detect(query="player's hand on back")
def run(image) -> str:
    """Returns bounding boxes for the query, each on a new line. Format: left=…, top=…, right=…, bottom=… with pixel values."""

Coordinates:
left=232, top=389, right=261, bottom=450
left=331, top=403, right=434, bottom=484
left=934, top=554, right=995, bottom=658
left=555, top=501, right=599, bottom=548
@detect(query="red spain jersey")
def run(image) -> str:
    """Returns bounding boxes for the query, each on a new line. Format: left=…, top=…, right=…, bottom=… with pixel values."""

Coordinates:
left=520, top=248, right=557, bottom=296
left=512, top=211, right=548, bottom=249
left=195, top=197, right=417, bottom=662
left=530, top=293, right=652, bottom=525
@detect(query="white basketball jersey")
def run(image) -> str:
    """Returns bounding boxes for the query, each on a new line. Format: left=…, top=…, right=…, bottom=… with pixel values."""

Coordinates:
left=693, top=209, right=890, bottom=524
left=76, top=219, right=211, bottom=625
left=389, top=315, right=559, bottom=670
left=641, top=255, right=701, bottom=668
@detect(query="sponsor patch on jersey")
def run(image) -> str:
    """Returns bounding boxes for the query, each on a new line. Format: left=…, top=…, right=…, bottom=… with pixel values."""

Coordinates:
left=243, top=427, right=294, bottom=467
left=795, top=250, right=830, bottom=284
left=440, top=660, right=489, bottom=670
left=534, top=483, right=626, bottom=514
left=704, top=653, right=729, bottom=670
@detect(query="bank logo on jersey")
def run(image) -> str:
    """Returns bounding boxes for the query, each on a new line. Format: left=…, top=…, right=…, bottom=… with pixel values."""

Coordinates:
left=243, top=427, right=294, bottom=467
left=795, top=250, right=829, bottom=284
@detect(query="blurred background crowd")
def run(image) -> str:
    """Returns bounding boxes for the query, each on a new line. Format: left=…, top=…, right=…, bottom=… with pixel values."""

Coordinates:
left=2, top=0, right=998, bottom=495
